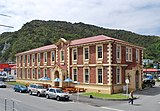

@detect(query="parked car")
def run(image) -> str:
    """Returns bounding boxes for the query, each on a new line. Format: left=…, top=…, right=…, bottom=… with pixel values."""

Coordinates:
left=28, top=84, right=46, bottom=97
left=0, top=82, right=6, bottom=88
left=142, top=75, right=155, bottom=88
left=13, top=85, right=28, bottom=93
left=7, top=75, right=14, bottom=79
left=45, top=88, right=70, bottom=101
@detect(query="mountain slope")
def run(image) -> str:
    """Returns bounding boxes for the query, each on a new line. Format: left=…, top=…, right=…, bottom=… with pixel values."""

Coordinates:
left=0, top=20, right=159, bottom=62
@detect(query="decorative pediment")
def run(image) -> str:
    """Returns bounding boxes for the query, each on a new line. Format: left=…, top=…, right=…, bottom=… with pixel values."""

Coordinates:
left=55, top=38, right=68, bottom=46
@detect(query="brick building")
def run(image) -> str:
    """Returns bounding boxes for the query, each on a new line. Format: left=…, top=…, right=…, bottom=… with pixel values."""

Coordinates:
left=16, top=35, right=143, bottom=94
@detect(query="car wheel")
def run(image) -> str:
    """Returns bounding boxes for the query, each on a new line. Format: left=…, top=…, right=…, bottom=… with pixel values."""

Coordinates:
left=14, top=90, right=17, bottom=92
left=56, top=96, right=60, bottom=101
left=29, top=91, right=32, bottom=95
left=46, top=94, right=50, bottom=99
left=37, top=92, right=41, bottom=97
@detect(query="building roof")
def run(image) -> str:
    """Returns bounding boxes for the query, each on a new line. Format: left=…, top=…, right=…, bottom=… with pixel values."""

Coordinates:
left=69, top=35, right=143, bottom=48
left=16, top=35, right=143, bottom=56
left=16, top=44, right=57, bottom=56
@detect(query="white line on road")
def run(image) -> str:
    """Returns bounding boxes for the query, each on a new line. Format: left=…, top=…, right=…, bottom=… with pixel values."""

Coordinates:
left=101, top=106, right=125, bottom=111
left=11, top=98, right=22, bottom=103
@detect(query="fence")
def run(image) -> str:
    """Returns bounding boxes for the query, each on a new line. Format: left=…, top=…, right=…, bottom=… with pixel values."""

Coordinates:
left=0, top=97, right=23, bottom=111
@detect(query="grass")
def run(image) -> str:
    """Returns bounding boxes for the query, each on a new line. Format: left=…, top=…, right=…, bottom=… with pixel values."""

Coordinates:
left=6, top=81, right=26, bottom=86
left=82, top=92, right=128, bottom=99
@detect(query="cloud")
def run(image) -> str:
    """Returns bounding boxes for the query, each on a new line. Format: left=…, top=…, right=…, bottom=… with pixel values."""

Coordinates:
left=0, top=0, right=160, bottom=36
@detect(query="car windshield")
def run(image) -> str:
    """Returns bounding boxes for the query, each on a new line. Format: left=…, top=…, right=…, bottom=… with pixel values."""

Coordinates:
left=37, top=86, right=44, bottom=89
left=56, top=89, right=63, bottom=93
left=20, top=85, right=26, bottom=88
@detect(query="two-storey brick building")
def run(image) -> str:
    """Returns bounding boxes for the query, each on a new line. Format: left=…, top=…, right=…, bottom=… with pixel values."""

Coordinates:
left=16, top=35, right=143, bottom=94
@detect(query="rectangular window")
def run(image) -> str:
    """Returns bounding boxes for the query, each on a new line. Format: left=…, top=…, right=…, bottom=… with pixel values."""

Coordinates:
left=23, top=55, right=26, bottom=64
left=44, top=52, right=47, bottom=63
left=73, top=48, right=77, bottom=61
left=73, top=68, right=77, bottom=82
left=84, top=69, right=89, bottom=83
left=32, top=54, right=35, bottom=64
left=32, top=69, right=35, bottom=79
left=61, top=50, right=64, bottom=62
left=129, top=48, right=132, bottom=61
left=136, top=49, right=139, bottom=62
left=27, top=55, right=30, bottom=64
left=37, top=53, right=40, bottom=63
left=84, top=47, right=89, bottom=60
left=38, top=68, right=40, bottom=78
left=97, top=46, right=102, bottom=59
left=126, top=47, right=132, bottom=61
left=44, top=69, right=47, bottom=77
left=98, top=68, right=102, bottom=83
left=116, top=45, right=121, bottom=60
left=28, top=69, right=30, bottom=78
left=51, top=51, right=55, bottom=62
left=126, top=48, right=129, bottom=61
left=116, top=67, right=121, bottom=84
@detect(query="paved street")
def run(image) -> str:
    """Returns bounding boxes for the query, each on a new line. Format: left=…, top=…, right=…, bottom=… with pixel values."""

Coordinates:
left=0, top=83, right=160, bottom=111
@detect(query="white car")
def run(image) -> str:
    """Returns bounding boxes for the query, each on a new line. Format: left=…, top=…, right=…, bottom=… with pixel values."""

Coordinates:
left=45, top=88, right=70, bottom=101
left=0, top=82, right=6, bottom=88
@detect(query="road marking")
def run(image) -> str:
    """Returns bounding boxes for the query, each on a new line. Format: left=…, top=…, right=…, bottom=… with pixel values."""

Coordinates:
left=158, top=102, right=160, bottom=104
left=11, top=98, right=22, bottom=103
left=101, top=106, right=125, bottom=111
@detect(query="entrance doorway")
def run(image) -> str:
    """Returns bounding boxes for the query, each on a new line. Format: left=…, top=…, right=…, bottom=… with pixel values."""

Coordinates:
left=55, top=71, right=60, bottom=87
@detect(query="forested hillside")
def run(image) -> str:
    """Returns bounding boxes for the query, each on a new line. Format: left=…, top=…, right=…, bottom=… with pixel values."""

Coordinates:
left=0, top=20, right=159, bottom=62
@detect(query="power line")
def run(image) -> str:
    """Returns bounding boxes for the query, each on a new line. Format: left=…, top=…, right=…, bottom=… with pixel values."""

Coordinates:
left=0, top=13, right=14, bottom=28
left=0, top=14, right=11, bottom=17
left=0, top=24, right=14, bottom=28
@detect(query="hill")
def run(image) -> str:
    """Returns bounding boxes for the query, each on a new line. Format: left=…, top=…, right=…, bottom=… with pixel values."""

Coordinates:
left=0, top=20, right=159, bottom=63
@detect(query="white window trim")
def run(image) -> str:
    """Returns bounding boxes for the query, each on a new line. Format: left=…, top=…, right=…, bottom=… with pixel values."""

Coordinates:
left=23, top=55, right=26, bottom=66
left=32, top=54, right=35, bottom=66
left=116, top=44, right=121, bottom=63
left=96, top=67, right=103, bottom=84
left=44, top=52, right=47, bottom=64
left=27, top=55, right=30, bottom=66
left=27, top=69, right=30, bottom=79
left=83, top=67, right=90, bottom=84
left=37, top=53, right=40, bottom=64
left=37, top=68, right=40, bottom=79
left=19, top=56, right=21, bottom=67
left=43, top=68, right=47, bottom=77
left=60, top=50, right=65, bottom=63
left=116, top=66, right=121, bottom=84
left=83, top=46, right=89, bottom=62
left=51, top=51, right=55, bottom=64
left=32, top=68, right=35, bottom=79
left=72, top=67, right=78, bottom=82
left=96, top=45, right=103, bottom=63
left=126, top=47, right=132, bottom=62
left=72, top=48, right=77, bottom=64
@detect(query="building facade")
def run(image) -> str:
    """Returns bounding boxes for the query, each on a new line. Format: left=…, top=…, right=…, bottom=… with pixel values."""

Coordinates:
left=16, top=35, right=143, bottom=94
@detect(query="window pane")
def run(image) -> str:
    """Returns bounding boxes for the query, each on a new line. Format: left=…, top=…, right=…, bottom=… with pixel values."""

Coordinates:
left=73, top=49, right=77, bottom=60
left=85, top=69, right=89, bottom=83
left=98, top=69, right=102, bottom=83
left=98, top=46, right=102, bottom=58
left=85, top=48, right=89, bottom=59
left=52, top=52, right=54, bottom=61
left=61, top=51, right=64, bottom=61
left=73, top=69, right=77, bottom=81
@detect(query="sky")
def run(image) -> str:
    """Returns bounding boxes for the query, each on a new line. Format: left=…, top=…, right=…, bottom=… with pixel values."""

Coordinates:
left=0, top=0, right=160, bottom=36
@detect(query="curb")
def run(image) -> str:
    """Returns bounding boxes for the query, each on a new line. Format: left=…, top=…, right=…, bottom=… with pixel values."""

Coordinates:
left=75, top=94, right=139, bottom=101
